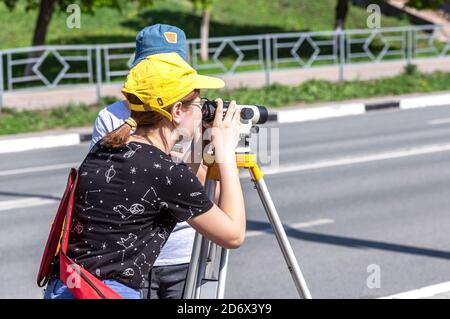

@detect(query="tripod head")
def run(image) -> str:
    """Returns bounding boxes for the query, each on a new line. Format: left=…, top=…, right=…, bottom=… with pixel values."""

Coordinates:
left=201, top=98, right=269, bottom=153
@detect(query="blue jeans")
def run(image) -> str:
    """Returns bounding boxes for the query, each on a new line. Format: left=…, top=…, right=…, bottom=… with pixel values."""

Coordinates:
left=43, top=278, right=140, bottom=299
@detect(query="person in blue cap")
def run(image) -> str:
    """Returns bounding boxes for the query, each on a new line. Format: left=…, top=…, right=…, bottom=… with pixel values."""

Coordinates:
left=90, top=24, right=188, bottom=149
left=88, top=24, right=213, bottom=299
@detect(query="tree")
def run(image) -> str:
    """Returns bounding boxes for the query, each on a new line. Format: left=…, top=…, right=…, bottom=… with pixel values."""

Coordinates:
left=191, top=0, right=215, bottom=62
left=2, top=0, right=153, bottom=75
left=1, top=0, right=153, bottom=48
left=334, top=0, right=446, bottom=31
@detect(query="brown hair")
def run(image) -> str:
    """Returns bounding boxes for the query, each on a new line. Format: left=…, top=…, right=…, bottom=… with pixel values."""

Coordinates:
left=101, top=90, right=200, bottom=148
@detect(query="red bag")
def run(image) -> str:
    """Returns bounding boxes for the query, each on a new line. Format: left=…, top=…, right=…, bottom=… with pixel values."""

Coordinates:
left=37, top=168, right=122, bottom=299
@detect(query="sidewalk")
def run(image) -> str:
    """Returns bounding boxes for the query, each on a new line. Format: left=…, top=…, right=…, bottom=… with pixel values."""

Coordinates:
left=3, top=56, right=450, bottom=110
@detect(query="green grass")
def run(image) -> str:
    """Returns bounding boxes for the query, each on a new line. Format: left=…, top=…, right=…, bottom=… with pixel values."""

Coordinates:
left=215, top=70, right=450, bottom=108
left=0, top=0, right=411, bottom=49
left=1, top=68, right=450, bottom=136
left=0, top=97, right=116, bottom=135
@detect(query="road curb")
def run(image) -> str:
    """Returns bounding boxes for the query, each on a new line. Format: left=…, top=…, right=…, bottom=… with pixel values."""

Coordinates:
left=1, top=92, right=449, bottom=154
left=0, top=133, right=81, bottom=154
left=271, top=92, right=450, bottom=124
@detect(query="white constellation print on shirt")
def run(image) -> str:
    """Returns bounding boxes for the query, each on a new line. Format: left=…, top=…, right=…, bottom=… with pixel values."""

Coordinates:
left=186, top=206, right=194, bottom=220
left=159, top=202, right=169, bottom=210
left=116, top=233, right=138, bottom=263
left=70, top=218, right=83, bottom=235
left=159, top=154, right=172, bottom=163
left=157, top=228, right=170, bottom=251
left=117, top=233, right=138, bottom=249
left=113, top=203, right=145, bottom=220
left=141, top=187, right=160, bottom=210
left=105, top=165, right=116, bottom=183
left=190, top=192, right=201, bottom=197
left=83, top=189, right=101, bottom=212
left=124, top=143, right=142, bottom=159
left=122, top=268, right=135, bottom=277
left=133, top=253, right=153, bottom=285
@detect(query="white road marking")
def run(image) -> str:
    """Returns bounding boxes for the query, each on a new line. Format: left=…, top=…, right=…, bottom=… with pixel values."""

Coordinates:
left=0, top=197, right=58, bottom=212
left=428, top=118, right=450, bottom=125
left=381, top=281, right=450, bottom=299
left=261, top=143, right=450, bottom=176
left=3, top=143, right=450, bottom=179
left=0, top=162, right=78, bottom=177
left=246, top=218, right=334, bottom=238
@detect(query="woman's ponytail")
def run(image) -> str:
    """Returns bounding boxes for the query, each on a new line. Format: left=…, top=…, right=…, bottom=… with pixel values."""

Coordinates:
left=100, top=89, right=200, bottom=148
left=100, top=120, right=134, bottom=148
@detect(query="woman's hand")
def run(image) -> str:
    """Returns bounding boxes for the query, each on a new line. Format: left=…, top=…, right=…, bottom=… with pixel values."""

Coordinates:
left=187, top=99, right=246, bottom=250
left=209, top=98, right=241, bottom=165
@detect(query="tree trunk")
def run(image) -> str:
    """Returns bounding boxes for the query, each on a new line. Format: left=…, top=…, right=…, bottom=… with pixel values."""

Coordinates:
left=200, top=9, right=210, bottom=62
left=25, top=0, right=57, bottom=76
left=33, top=0, right=57, bottom=46
left=334, top=0, right=349, bottom=31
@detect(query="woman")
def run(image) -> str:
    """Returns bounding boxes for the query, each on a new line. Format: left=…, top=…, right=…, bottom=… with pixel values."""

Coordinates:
left=44, top=52, right=246, bottom=299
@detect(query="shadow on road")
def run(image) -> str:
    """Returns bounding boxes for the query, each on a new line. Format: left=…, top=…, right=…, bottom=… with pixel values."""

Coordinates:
left=247, top=219, right=450, bottom=260
left=0, top=191, right=60, bottom=201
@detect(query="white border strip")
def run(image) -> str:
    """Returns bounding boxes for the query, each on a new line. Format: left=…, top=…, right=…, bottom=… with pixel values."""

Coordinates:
left=0, top=133, right=80, bottom=154
left=400, top=93, right=450, bottom=110
left=381, top=281, right=450, bottom=299
left=277, top=103, right=366, bottom=123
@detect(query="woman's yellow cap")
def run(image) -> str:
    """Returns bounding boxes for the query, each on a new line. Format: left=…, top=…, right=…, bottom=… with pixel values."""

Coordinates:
left=121, top=52, right=225, bottom=120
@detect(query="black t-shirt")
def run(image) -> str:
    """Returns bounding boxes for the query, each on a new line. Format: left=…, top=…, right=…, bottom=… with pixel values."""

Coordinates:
left=67, top=141, right=213, bottom=289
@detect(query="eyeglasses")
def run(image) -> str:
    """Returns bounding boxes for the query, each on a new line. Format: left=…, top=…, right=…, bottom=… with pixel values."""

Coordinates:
left=190, top=102, right=203, bottom=110
left=187, top=97, right=209, bottom=111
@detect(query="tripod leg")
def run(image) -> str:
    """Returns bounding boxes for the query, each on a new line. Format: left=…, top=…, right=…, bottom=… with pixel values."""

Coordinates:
left=183, top=231, right=202, bottom=298
left=184, top=178, right=217, bottom=299
left=250, top=167, right=312, bottom=299
left=184, top=175, right=230, bottom=299
left=216, top=247, right=229, bottom=298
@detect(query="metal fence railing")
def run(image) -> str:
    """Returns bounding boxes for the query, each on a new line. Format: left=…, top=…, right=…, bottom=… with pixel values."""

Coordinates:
left=1, top=24, right=450, bottom=109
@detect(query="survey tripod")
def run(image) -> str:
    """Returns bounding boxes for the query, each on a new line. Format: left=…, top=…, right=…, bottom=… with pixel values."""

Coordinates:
left=183, top=152, right=312, bottom=299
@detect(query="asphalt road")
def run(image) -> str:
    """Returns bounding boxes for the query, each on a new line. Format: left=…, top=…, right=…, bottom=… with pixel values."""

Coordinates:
left=1, top=105, right=450, bottom=299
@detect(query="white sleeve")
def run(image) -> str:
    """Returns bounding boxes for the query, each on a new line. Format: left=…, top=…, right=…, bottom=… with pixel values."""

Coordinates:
left=90, top=108, right=115, bottom=151
left=90, top=102, right=129, bottom=151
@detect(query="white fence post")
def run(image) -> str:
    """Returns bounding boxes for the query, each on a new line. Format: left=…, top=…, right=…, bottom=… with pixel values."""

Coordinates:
left=265, top=35, right=271, bottom=87
left=0, top=51, right=3, bottom=111
left=95, top=46, right=102, bottom=105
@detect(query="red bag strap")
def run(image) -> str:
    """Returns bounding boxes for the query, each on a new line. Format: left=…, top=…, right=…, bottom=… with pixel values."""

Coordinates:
left=60, top=171, right=78, bottom=253
left=36, top=168, right=78, bottom=287
left=58, top=169, right=122, bottom=299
